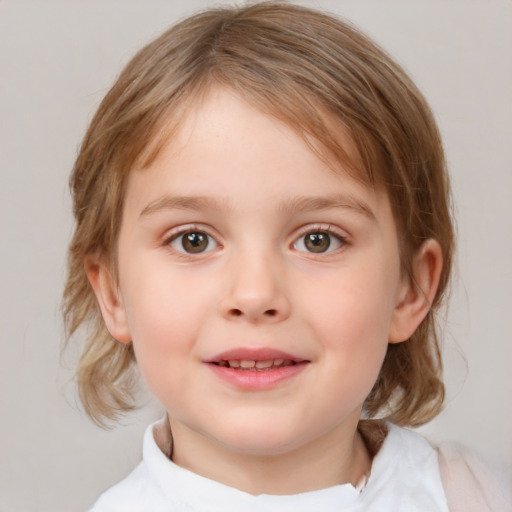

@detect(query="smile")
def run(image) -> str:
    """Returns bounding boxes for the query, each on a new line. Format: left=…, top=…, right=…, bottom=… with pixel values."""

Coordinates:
left=214, top=359, right=297, bottom=370
left=205, top=348, right=309, bottom=390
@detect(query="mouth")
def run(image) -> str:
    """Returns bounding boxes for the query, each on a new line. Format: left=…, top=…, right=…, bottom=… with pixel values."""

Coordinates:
left=205, top=348, right=309, bottom=389
left=213, top=358, right=299, bottom=371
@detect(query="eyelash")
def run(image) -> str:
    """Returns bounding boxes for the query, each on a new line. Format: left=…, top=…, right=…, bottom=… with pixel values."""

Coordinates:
left=293, top=225, right=348, bottom=255
left=163, top=225, right=348, bottom=256
left=164, top=225, right=220, bottom=256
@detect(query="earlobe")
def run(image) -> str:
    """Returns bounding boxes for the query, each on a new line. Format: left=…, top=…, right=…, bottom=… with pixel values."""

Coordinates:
left=84, top=254, right=132, bottom=344
left=388, top=239, right=443, bottom=344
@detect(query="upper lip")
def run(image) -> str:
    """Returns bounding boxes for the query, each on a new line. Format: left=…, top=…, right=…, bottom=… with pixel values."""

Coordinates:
left=205, top=347, right=307, bottom=363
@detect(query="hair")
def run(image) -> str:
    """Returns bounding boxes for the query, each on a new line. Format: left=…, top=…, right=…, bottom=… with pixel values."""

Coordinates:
left=63, top=2, right=454, bottom=427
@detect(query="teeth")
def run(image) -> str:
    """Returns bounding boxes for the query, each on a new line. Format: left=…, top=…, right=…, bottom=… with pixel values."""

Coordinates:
left=218, top=359, right=297, bottom=370
left=255, top=359, right=274, bottom=369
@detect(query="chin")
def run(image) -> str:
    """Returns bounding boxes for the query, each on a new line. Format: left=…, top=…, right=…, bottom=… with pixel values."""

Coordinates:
left=211, top=421, right=310, bottom=457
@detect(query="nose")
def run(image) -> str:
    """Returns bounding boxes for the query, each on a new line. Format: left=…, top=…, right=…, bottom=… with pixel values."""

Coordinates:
left=219, top=251, right=291, bottom=324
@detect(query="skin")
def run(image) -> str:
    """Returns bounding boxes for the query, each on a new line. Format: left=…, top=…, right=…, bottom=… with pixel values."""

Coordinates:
left=86, top=87, right=442, bottom=495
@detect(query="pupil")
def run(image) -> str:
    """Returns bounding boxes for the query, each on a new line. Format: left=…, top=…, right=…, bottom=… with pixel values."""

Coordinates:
left=305, top=232, right=330, bottom=253
left=183, top=232, right=208, bottom=253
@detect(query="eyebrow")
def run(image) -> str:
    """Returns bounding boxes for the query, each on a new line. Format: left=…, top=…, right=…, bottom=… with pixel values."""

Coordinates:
left=139, top=194, right=376, bottom=221
left=279, top=195, right=376, bottom=221
left=139, top=195, right=230, bottom=217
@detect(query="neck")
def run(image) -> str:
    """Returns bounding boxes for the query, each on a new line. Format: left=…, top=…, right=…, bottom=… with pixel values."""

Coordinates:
left=167, top=416, right=371, bottom=495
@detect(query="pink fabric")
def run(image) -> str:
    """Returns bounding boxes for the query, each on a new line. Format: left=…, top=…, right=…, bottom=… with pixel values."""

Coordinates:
left=437, top=443, right=512, bottom=512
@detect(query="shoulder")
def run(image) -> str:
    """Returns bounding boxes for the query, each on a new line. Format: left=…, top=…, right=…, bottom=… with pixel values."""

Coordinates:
left=87, top=418, right=178, bottom=512
left=360, top=422, right=450, bottom=511
left=436, top=441, right=512, bottom=512
left=382, top=425, right=512, bottom=512
left=87, top=461, right=167, bottom=512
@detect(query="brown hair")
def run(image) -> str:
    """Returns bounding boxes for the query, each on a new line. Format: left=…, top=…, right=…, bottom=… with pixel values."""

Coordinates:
left=63, top=2, right=454, bottom=427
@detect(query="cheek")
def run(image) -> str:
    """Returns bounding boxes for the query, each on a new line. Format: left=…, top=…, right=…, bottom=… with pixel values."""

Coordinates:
left=123, top=259, right=211, bottom=327
left=299, top=265, right=398, bottom=392
left=305, top=269, right=397, bottom=344
left=119, top=268, right=213, bottom=389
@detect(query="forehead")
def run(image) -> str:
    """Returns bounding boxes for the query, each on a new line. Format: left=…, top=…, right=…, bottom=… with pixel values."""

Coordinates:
left=135, top=84, right=374, bottom=187
left=124, top=87, right=389, bottom=223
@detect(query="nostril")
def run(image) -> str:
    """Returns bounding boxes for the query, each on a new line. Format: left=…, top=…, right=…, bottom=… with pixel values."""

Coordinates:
left=264, top=309, right=277, bottom=316
left=229, top=309, right=243, bottom=317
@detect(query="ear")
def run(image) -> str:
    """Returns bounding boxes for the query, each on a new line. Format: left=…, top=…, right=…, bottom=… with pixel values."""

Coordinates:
left=388, top=239, right=443, bottom=344
left=84, top=254, right=131, bottom=344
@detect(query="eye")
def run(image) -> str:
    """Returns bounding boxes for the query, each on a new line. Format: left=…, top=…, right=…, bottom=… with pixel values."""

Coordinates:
left=169, top=230, right=218, bottom=254
left=294, top=230, right=345, bottom=254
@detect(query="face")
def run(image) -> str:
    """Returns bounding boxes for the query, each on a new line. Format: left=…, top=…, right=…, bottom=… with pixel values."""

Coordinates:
left=104, top=88, right=410, bottom=458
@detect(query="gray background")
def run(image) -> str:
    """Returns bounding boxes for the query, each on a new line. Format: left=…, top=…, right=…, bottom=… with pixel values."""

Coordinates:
left=1, top=1, right=511, bottom=510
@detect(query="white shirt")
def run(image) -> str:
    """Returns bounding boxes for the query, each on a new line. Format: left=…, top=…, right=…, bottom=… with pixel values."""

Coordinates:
left=88, top=418, right=451, bottom=511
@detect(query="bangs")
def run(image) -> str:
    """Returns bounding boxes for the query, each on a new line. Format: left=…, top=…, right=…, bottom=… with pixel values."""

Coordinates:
left=132, top=75, right=377, bottom=191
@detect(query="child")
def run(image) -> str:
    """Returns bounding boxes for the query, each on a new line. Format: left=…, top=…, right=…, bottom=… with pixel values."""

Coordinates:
left=63, top=2, right=510, bottom=510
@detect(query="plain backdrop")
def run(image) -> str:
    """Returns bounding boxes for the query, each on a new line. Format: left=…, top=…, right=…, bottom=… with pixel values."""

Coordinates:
left=1, top=1, right=511, bottom=510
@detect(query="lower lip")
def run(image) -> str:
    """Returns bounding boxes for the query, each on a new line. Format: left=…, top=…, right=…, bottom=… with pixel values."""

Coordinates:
left=207, top=362, right=309, bottom=390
